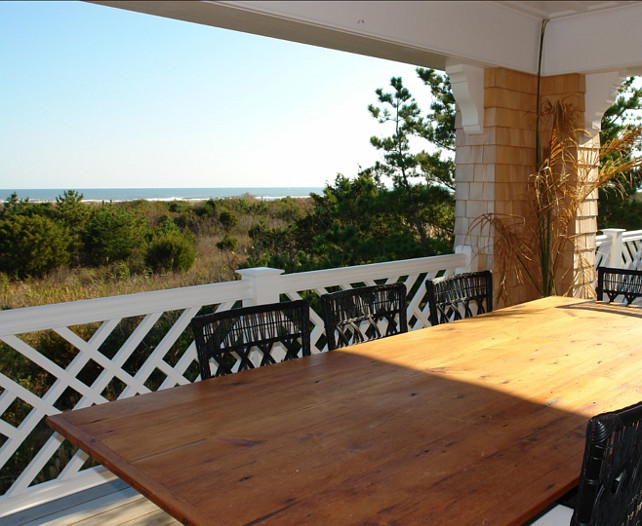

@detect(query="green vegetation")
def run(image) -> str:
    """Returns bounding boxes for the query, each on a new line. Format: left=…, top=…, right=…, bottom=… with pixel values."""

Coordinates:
left=0, top=214, right=72, bottom=277
left=146, top=231, right=196, bottom=273
left=0, top=194, right=311, bottom=308
left=245, top=172, right=453, bottom=272
left=598, top=77, right=642, bottom=230
left=367, top=71, right=455, bottom=255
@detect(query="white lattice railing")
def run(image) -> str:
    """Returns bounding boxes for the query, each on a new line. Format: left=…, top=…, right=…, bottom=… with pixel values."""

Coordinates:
left=0, top=250, right=469, bottom=516
left=595, top=228, right=642, bottom=270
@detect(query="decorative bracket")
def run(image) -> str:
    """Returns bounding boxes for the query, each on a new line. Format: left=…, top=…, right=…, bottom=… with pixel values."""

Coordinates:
left=446, top=62, right=484, bottom=135
left=585, top=71, right=627, bottom=131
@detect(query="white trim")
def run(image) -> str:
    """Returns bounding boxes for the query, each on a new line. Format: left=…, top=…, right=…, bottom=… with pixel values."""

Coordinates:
left=0, top=466, right=116, bottom=519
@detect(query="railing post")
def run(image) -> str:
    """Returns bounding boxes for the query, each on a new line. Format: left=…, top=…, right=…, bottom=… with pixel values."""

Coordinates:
left=236, top=267, right=285, bottom=306
left=455, top=245, right=473, bottom=273
left=602, top=228, right=626, bottom=269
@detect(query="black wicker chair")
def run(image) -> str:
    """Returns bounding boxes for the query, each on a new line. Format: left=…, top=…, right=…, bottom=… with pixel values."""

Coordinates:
left=531, top=400, right=642, bottom=525
left=320, top=283, right=408, bottom=351
left=190, top=299, right=310, bottom=379
left=596, top=266, right=642, bottom=305
left=573, top=399, right=642, bottom=524
left=425, top=270, right=493, bottom=326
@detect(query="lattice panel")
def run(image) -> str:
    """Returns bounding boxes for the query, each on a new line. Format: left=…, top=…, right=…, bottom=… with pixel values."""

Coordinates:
left=595, top=244, right=609, bottom=269
left=0, top=305, right=211, bottom=499
left=623, top=237, right=642, bottom=269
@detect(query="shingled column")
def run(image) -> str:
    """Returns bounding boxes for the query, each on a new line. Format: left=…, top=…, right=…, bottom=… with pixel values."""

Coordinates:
left=451, top=66, right=614, bottom=307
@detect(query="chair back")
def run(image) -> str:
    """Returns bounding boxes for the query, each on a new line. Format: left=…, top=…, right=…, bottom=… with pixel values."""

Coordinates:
left=321, top=283, right=408, bottom=351
left=596, top=266, right=642, bottom=305
left=572, top=400, right=642, bottom=525
left=190, top=299, right=310, bottom=379
left=426, top=270, right=492, bottom=325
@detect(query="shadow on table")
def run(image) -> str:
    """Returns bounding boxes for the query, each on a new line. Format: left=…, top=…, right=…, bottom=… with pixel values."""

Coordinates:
left=50, top=347, right=597, bottom=525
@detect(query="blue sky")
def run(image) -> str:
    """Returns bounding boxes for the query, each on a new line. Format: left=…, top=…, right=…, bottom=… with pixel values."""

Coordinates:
left=1, top=1, right=434, bottom=189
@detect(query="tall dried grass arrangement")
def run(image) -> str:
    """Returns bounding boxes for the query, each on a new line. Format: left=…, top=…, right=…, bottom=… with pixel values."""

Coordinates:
left=474, top=99, right=642, bottom=302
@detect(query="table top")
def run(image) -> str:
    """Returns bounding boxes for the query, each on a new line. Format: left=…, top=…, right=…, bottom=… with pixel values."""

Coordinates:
left=47, top=296, right=642, bottom=525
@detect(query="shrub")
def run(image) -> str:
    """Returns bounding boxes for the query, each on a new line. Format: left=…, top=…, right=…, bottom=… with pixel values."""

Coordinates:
left=82, top=204, right=149, bottom=267
left=0, top=215, right=71, bottom=278
left=218, top=210, right=238, bottom=230
left=145, top=232, right=196, bottom=272
left=216, top=235, right=238, bottom=251
left=194, top=199, right=217, bottom=217
left=53, top=190, right=90, bottom=265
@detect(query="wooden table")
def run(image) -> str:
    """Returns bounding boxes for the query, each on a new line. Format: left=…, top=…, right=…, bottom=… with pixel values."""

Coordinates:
left=47, top=296, right=642, bottom=525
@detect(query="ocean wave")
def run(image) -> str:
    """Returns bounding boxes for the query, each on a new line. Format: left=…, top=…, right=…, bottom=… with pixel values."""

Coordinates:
left=1, top=187, right=322, bottom=203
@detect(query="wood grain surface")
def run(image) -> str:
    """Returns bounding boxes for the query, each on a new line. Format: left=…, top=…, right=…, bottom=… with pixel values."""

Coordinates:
left=47, top=297, right=642, bottom=525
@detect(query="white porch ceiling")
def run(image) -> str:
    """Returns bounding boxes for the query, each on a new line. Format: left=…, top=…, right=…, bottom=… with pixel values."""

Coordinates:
left=89, top=1, right=642, bottom=77
left=495, top=1, right=635, bottom=19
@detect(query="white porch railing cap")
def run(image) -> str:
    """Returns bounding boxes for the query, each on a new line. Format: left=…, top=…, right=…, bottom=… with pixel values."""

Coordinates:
left=236, top=267, right=285, bottom=276
left=0, top=280, right=252, bottom=337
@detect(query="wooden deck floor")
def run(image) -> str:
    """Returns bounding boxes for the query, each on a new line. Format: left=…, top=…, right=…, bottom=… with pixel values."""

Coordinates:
left=3, top=480, right=180, bottom=526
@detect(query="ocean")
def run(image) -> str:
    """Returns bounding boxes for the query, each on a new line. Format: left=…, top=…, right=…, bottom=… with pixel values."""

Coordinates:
left=0, top=187, right=324, bottom=203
